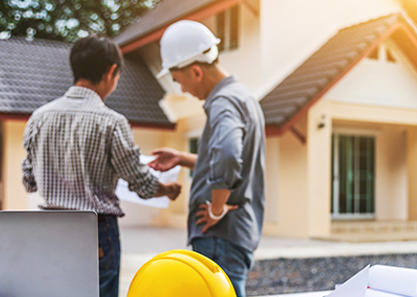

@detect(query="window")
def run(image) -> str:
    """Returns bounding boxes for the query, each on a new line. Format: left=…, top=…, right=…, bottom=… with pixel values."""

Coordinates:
left=331, top=134, right=375, bottom=218
left=216, top=5, right=240, bottom=51
left=368, top=45, right=397, bottom=63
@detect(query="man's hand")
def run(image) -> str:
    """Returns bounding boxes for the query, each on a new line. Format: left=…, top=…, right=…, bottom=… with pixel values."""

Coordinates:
left=155, top=182, right=182, bottom=200
left=196, top=202, right=238, bottom=233
left=148, top=148, right=181, bottom=172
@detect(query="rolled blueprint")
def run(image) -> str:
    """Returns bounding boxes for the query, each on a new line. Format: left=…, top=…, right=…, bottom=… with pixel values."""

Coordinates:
left=368, top=265, right=417, bottom=297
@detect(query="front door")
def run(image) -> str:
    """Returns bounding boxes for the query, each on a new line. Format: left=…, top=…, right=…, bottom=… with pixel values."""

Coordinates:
left=331, top=134, right=375, bottom=219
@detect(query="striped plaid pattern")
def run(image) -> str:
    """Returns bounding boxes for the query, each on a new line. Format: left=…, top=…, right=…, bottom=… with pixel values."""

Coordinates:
left=22, top=86, right=159, bottom=216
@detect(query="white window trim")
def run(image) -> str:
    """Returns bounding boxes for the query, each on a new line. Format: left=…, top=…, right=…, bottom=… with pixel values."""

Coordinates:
left=186, top=129, right=202, bottom=138
left=333, top=126, right=381, bottom=137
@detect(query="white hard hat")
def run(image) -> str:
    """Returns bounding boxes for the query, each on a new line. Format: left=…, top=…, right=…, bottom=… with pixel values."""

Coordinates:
left=157, top=20, right=221, bottom=78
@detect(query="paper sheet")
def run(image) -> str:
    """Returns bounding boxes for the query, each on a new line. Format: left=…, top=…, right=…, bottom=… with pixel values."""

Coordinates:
left=326, top=265, right=369, bottom=297
left=368, top=265, right=417, bottom=297
left=326, top=265, right=417, bottom=297
left=115, top=155, right=181, bottom=209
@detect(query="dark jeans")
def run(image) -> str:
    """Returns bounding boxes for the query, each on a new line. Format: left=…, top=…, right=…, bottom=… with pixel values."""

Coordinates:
left=191, top=237, right=253, bottom=297
left=98, top=215, right=120, bottom=297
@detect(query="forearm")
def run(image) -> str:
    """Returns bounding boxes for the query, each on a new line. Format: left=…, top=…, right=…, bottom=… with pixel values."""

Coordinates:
left=211, top=189, right=231, bottom=215
left=154, top=181, right=181, bottom=201
left=178, top=152, right=197, bottom=169
left=22, top=158, right=37, bottom=192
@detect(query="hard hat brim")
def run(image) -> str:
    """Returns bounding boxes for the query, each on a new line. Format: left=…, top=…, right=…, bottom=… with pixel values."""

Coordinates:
left=157, top=42, right=220, bottom=79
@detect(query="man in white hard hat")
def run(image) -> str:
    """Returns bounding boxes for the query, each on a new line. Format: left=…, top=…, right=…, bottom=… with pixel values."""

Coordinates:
left=149, top=20, right=265, bottom=297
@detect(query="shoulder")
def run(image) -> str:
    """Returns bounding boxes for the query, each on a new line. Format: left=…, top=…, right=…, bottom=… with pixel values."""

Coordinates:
left=101, top=105, right=128, bottom=124
left=211, top=81, right=255, bottom=109
left=31, top=96, right=63, bottom=115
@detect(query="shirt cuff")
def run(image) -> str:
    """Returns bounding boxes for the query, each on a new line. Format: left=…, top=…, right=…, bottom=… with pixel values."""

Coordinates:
left=207, top=177, right=233, bottom=190
left=128, top=171, right=160, bottom=199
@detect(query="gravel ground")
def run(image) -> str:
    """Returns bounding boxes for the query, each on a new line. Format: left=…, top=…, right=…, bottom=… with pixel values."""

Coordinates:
left=246, top=253, right=417, bottom=296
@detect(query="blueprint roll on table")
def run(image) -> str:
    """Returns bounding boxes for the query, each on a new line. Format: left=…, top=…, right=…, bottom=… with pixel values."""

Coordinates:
left=368, top=265, right=417, bottom=297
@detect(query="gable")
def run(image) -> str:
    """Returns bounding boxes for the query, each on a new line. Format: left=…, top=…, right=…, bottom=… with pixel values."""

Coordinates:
left=260, top=13, right=417, bottom=136
left=326, top=42, right=417, bottom=110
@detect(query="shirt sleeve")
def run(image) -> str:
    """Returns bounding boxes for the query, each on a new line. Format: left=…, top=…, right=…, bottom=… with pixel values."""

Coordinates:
left=22, top=116, right=38, bottom=192
left=110, top=117, right=160, bottom=199
left=207, top=97, right=246, bottom=190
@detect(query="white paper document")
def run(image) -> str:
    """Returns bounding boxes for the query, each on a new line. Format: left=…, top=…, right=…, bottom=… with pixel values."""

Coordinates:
left=115, top=155, right=181, bottom=209
left=326, top=265, right=417, bottom=297
left=326, top=265, right=369, bottom=297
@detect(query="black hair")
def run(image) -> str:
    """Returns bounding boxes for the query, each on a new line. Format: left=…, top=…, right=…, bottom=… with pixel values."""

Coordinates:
left=70, top=36, right=123, bottom=84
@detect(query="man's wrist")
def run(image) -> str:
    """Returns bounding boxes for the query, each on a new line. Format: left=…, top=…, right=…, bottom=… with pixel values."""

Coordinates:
left=176, top=151, right=185, bottom=166
left=206, top=202, right=227, bottom=220
left=211, top=205, right=225, bottom=216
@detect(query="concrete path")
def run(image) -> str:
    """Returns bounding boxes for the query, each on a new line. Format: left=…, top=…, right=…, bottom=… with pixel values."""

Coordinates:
left=118, top=226, right=417, bottom=297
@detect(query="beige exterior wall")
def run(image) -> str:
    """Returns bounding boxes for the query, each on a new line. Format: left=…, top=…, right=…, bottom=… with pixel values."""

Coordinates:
left=407, top=127, right=417, bottom=220
left=263, top=130, right=309, bottom=237
left=375, top=125, right=408, bottom=220
left=2, top=120, right=27, bottom=210
left=307, top=101, right=332, bottom=238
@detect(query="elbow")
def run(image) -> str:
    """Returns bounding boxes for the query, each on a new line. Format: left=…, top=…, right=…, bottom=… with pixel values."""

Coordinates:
left=208, top=156, right=243, bottom=190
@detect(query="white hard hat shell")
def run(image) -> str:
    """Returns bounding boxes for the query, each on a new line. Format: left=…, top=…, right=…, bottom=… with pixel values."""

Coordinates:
left=158, top=20, right=220, bottom=77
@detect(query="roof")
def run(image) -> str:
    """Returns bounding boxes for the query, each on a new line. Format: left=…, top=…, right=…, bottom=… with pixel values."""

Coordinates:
left=261, top=13, right=417, bottom=135
left=0, top=37, right=173, bottom=128
left=115, top=0, right=241, bottom=53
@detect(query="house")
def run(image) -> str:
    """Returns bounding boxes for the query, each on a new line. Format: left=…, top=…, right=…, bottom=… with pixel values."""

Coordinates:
left=4, top=0, right=417, bottom=241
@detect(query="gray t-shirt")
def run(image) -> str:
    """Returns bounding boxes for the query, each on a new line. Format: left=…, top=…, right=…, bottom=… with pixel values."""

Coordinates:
left=188, top=76, right=265, bottom=252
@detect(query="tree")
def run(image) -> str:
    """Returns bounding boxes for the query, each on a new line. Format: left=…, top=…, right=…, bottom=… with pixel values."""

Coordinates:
left=0, top=0, right=159, bottom=42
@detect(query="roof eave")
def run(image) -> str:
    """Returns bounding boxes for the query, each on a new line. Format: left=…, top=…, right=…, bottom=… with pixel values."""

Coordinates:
left=0, top=111, right=176, bottom=130
left=120, top=0, right=242, bottom=54
left=130, top=121, right=177, bottom=130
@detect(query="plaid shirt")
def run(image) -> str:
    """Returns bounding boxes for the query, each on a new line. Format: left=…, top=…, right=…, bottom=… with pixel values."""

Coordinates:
left=22, top=86, right=159, bottom=216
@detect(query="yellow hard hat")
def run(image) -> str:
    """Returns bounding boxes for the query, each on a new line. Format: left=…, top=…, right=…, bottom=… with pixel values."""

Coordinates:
left=127, top=249, right=236, bottom=297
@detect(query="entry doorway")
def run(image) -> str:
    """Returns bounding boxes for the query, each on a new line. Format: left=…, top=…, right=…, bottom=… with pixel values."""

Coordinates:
left=331, top=133, right=375, bottom=219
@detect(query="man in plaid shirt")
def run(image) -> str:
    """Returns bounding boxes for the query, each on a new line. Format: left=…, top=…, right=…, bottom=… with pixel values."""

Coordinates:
left=22, top=36, right=181, bottom=297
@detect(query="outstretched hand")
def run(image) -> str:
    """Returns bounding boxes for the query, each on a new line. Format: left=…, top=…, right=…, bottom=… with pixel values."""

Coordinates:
left=148, top=148, right=180, bottom=172
left=156, top=182, right=182, bottom=201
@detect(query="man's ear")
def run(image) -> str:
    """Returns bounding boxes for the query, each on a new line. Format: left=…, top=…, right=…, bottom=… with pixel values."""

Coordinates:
left=190, top=65, right=204, bottom=81
left=105, top=64, right=119, bottom=81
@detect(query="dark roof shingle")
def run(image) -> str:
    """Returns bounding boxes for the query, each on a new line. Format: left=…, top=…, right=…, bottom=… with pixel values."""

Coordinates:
left=261, top=14, right=405, bottom=131
left=0, top=37, right=172, bottom=127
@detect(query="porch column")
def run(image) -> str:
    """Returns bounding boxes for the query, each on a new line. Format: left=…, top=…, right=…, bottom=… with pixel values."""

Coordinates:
left=407, top=127, right=417, bottom=220
left=307, top=101, right=332, bottom=238
left=2, top=120, right=28, bottom=210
